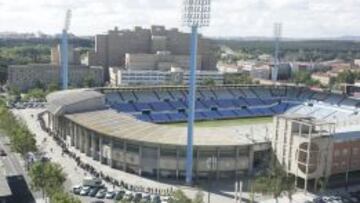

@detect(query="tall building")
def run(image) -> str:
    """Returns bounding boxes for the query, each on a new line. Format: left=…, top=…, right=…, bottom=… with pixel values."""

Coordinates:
left=87, top=25, right=217, bottom=80
left=51, top=44, right=81, bottom=65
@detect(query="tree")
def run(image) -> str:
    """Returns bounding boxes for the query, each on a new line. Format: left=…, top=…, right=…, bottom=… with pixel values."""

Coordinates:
left=29, top=162, right=66, bottom=197
left=192, top=191, right=204, bottom=203
left=202, top=78, right=216, bottom=86
left=83, top=75, right=96, bottom=87
left=169, top=190, right=192, bottom=203
left=253, top=155, right=295, bottom=203
left=47, top=82, right=59, bottom=93
left=50, top=191, right=81, bottom=203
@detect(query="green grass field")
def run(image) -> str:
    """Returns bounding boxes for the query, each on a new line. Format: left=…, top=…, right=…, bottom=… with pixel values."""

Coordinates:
left=164, top=116, right=273, bottom=128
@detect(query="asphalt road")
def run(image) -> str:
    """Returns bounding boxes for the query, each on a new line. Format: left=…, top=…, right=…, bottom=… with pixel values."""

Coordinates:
left=0, top=134, right=40, bottom=203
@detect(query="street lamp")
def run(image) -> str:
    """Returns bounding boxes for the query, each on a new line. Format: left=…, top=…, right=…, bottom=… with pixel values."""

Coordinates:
left=182, top=0, right=211, bottom=185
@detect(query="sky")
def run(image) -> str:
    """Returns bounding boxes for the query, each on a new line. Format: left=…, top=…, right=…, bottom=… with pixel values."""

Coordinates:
left=0, top=0, right=360, bottom=38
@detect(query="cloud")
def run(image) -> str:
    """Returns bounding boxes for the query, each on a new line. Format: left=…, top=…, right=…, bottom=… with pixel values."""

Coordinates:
left=0, top=0, right=359, bottom=38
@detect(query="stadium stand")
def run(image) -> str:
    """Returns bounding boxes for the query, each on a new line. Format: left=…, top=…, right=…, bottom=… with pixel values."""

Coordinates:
left=104, top=86, right=360, bottom=124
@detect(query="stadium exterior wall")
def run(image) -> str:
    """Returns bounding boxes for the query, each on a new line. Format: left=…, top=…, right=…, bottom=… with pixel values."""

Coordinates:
left=47, top=113, right=267, bottom=180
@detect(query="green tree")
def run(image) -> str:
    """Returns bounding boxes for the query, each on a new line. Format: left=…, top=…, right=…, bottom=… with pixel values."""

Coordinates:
left=253, top=156, right=295, bottom=203
left=192, top=191, right=204, bottom=203
left=29, top=162, right=66, bottom=197
left=47, top=82, right=59, bottom=93
left=202, top=78, right=216, bottom=86
left=83, top=75, right=96, bottom=87
left=50, top=191, right=81, bottom=203
left=169, top=190, right=192, bottom=203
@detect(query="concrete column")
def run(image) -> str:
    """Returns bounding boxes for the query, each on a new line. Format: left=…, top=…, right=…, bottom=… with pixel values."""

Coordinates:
left=85, top=131, right=91, bottom=156
left=79, top=128, right=85, bottom=153
left=99, top=136, right=103, bottom=164
left=70, top=122, right=75, bottom=147
left=157, top=147, right=160, bottom=181
left=248, top=146, right=254, bottom=175
left=109, top=139, right=114, bottom=168
left=138, top=145, right=142, bottom=176
left=91, top=132, right=96, bottom=159
left=123, top=142, right=127, bottom=171
left=216, top=148, right=220, bottom=180
left=176, top=148, right=179, bottom=180
left=235, top=147, right=240, bottom=178
left=75, top=125, right=80, bottom=149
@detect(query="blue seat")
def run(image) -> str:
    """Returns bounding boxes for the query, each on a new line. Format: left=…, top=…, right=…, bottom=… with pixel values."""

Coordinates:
left=113, top=103, right=136, bottom=112
left=137, top=114, right=151, bottom=122
left=133, top=102, right=151, bottom=111
left=150, top=102, right=173, bottom=111
left=150, top=113, right=169, bottom=123
left=167, top=112, right=187, bottom=122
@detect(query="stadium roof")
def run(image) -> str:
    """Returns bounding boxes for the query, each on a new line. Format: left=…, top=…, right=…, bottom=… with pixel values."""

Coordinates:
left=46, top=89, right=105, bottom=115
left=65, top=109, right=269, bottom=147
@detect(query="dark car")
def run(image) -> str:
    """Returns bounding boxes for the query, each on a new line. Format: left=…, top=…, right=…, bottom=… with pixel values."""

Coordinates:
left=152, top=195, right=161, bottom=203
left=115, top=190, right=125, bottom=200
left=90, top=201, right=105, bottom=203
left=134, top=193, right=142, bottom=203
left=89, top=187, right=100, bottom=197
left=0, top=149, right=7, bottom=156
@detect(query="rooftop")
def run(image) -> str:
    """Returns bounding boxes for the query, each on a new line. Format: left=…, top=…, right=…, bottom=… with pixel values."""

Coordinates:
left=65, top=109, right=269, bottom=147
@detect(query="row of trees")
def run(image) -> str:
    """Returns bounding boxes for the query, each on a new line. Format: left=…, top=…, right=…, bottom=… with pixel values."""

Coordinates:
left=0, top=100, right=37, bottom=155
left=216, top=40, right=360, bottom=62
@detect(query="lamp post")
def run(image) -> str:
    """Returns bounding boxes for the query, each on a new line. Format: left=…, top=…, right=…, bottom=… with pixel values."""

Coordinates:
left=182, top=0, right=211, bottom=185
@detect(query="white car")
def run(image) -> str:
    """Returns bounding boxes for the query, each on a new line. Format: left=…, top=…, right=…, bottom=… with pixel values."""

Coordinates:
left=105, top=190, right=115, bottom=199
left=79, top=186, right=91, bottom=196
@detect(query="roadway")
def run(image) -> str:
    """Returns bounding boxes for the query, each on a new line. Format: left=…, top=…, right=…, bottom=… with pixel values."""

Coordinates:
left=0, top=133, right=38, bottom=203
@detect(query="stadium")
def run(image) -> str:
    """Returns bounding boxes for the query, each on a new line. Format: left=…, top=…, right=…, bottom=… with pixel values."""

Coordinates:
left=46, top=85, right=360, bottom=185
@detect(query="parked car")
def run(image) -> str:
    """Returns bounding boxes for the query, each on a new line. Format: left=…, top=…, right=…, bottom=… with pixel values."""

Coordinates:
left=151, top=195, right=161, bottom=203
left=0, top=149, right=7, bottom=156
left=89, top=187, right=100, bottom=197
left=134, top=193, right=143, bottom=202
left=72, top=185, right=82, bottom=195
left=105, top=190, right=115, bottom=199
left=124, top=191, right=134, bottom=201
left=96, top=189, right=107, bottom=199
left=80, top=186, right=91, bottom=196
left=152, top=195, right=161, bottom=203
left=115, top=190, right=125, bottom=200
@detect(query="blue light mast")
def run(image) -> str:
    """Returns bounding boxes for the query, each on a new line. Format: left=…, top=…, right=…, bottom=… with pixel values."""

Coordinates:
left=182, top=0, right=211, bottom=185
left=61, top=10, right=72, bottom=90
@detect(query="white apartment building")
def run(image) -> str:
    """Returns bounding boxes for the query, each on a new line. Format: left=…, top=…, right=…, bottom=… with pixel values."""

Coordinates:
left=109, top=67, right=224, bottom=86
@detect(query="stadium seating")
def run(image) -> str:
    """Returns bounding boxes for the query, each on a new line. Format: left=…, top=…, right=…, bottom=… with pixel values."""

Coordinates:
left=105, top=86, right=359, bottom=124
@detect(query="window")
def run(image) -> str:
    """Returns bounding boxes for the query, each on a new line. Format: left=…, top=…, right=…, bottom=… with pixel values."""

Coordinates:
left=334, top=150, right=340, bottom=157
left=353, top=147, right=359, bottom=155
left=342, top=149, right=348, bottom=156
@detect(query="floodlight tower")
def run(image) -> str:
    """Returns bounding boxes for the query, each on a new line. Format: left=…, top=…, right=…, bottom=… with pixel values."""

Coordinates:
left=182, top=0, right=211, bottom=185
left=61, top=9, right=72, bottom=90
left=272, top=23, right=282, bottom=82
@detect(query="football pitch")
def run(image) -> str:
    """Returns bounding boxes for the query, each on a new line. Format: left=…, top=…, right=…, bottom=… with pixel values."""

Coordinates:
left=165, top=116, right=273, bottom=127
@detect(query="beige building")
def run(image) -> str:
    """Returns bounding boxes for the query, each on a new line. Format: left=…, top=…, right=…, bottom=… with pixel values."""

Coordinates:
left=273, top=115, right=360, bottom=191
left=8, top=64, right=104, bottom=91
left=87, top=25, right=217, bottom=79
left=51, top=44, right=81, bottom=65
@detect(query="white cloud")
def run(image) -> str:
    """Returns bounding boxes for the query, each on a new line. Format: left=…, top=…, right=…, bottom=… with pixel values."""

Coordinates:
left=0, top=0, right=359, bottom=38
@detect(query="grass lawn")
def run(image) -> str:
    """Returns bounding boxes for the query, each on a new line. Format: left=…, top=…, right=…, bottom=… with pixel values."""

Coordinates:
left=164, top=116, right=273, bottom=128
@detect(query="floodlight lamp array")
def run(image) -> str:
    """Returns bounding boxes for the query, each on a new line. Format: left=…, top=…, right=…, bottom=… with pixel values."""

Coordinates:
left=182, top=0, right=211, bottom=27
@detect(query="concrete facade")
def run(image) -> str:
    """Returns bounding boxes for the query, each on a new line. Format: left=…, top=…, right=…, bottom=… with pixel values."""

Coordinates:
left=48, top=113, right=259, bottom=180
left=7, top=64, right=104, bottom=91
left=51, top=44, right=81, bottom=65
left=272, top=115, right=360, bottom=191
